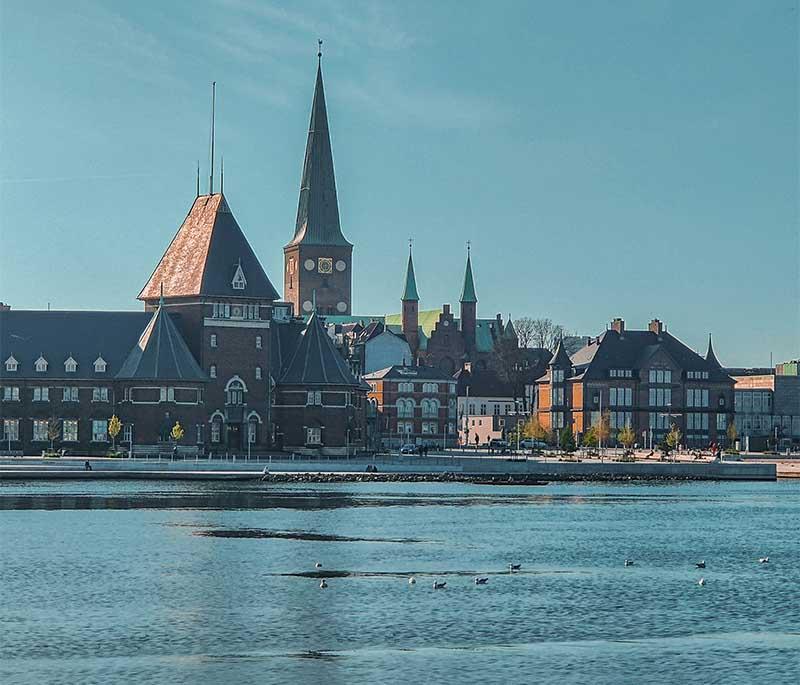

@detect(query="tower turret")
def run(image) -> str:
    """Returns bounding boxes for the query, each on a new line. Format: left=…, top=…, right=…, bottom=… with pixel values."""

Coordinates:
left=401, top=242, right=420, bottom=354
left=460, top=246, right=477, bottom=351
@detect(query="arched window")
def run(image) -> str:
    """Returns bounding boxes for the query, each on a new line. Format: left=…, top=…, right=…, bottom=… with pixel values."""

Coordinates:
left=226, top=379, right=245, bottom=406
left=422, top=398, right=440, bottom=418
left=397, top=398, right=415, bottom=418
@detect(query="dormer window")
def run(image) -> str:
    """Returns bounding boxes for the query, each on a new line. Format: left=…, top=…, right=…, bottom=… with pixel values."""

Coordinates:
left=231, top=263, right=247, bottom=290
left=65, top=356, right=77, bottom=373
left=5, top=355, right=18, bottom=372
left=94, top=356, right=107, bottom=373
left=35, top=356, right=48, bottom=372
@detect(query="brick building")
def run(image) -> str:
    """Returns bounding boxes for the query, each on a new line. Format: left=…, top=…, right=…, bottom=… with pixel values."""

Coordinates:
left=535, top=318, right=735, bottom=448
left=363, top=365, right=457, bottom=449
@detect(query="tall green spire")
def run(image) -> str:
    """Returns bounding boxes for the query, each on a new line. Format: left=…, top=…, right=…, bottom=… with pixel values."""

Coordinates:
left=460, top=247, right=477, bottom=303
left=402, top=246, right=419, bottom=301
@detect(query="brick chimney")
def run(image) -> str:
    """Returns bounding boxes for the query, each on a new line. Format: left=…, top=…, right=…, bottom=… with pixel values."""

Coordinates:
left=611, top=317, right=625, bottom=334
left=648, top=318, right=664, bottom=335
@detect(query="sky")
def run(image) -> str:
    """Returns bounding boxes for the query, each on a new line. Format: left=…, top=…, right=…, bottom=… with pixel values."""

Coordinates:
left=0, top=0, right=797, bottom=367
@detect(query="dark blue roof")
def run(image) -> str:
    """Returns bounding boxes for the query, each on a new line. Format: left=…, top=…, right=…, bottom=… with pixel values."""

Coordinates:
left=0, top=310, right=151, bottom=379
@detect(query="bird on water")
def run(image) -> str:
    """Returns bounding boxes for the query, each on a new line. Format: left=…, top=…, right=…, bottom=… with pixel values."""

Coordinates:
left=698, top=578, right=706, bottom=586
left=408, top=577, right=416, bottom=585
left=475, top=577, right=489, bottom=585
left=433, top=581, right=447, bottom=590
left=509, top=564, right=521, bottom=572
left=758, top=557, right=769, bottom=564
left=624, top=560, right=635, bottom=567
left=695, top=561, right=706, bottom=569
left=319, top=579, right=328, bottom=589
left=315, top=562, right=323, bottom=568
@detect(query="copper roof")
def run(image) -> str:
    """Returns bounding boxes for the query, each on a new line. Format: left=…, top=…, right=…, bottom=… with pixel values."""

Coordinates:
left=139, top=194, right=279, bottom=301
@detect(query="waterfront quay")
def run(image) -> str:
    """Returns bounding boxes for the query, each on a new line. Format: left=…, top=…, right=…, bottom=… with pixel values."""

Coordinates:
left=0, top=452, right=776, bottom=481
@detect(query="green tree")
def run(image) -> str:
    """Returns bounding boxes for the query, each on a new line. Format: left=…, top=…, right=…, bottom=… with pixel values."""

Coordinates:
left=171, top=421, right=185, bottom=443
left=524, top=414, right=549, bottom=442
left=590, top=411, right=611, bottom=446
left=581, top=426, right=597, bottom=447
left=559, top=427, right=575, bottom=452
left=108, top=415, right=122, bottom=450
left=666, top=423, right=682, bottom=451
left=618, top=425, right=636, bottom=449
left=726, top=421, right=738, bottom=448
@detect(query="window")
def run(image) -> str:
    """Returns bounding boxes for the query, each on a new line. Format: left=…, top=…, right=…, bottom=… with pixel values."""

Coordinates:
left=232, top=264, right=247, bottom=290
left=92, top=419, right=108, bottom=442
left=94, top=357, right=107, bottom=373
left=63, top=419, right=78, bottom=442
left=2, top=419, right=19, bottom=441
left=209, top=365, right=217, bottom=379
left=610, top=387, right=632, bottom=406
left=552, top=412, right=565, bottom=429
left=92, top=387, right=109, bottom=402
left=649, top=369, right=671, bottom=384
left=480, top=403, right=487, bottom=415
left=649, top=413, right=671, bottom=430
left=687, top=371, right=710, bottom=380
left=687, top=413, right=709, bottom=431
left=255, top=366, right=262, bottom=380
left=65, top=356, right=77, bottom=373
left=256, top=335, right=262, bottom=349
left=62, top=387, right=79, bottom=402
left=227, top=380, right=245, bottom=406
left=552, top=387, right=565, bottom=406
left=211, top=420, right=222, bottom=443
left=397, top=381, right=414, bottom=393
left=35, top=356, right=48, bottom=372
left=4, top=356, right=18, bottom=372
left=687, top=388, right=709, bottom=408
left=307, top=427, right=322, bottom=445
left=421, top=398, right=439, bottom=418
left=552, top=369, right=565, bottom=382
left=248, top=420, right=258, bottom=444
left=610, top=369, right=633, bottom=378
left=210, top=334, right=217, bottom=348
left=33, top=420, right=48, bottom=442
left=610, top=411, right=632, bottom=429
left=716, top=413, right=727, bottom=431
left=422, top=382, right=438, bottom=393
left=397, top=398, right=414, bottom=417
left=422, top=421, right=438, bottom=434
left=3, top=387, right=20, bottom=401
left=648, top=387, right=671, bottom=407
left=123, top=424, right=133, bottom=444
left=307, top=390, right=322, bottom=406
left=33, top=387, right=49, bottom=402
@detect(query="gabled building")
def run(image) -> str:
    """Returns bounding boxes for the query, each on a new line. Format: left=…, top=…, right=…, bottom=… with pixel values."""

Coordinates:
left=535, top=318, right=735, bottom=447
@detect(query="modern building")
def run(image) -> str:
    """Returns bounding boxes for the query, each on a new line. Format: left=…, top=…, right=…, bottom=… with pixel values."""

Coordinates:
left=364, top=365, right=457, bottom=449
left=535, top=318, right=735, bottom=447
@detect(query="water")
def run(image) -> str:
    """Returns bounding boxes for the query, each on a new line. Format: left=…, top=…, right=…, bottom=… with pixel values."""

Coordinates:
left=1, top=480, right=798, bottom=684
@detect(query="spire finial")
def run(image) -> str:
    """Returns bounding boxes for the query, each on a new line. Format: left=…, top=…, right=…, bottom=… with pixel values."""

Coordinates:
left=466, top=240, right=471, bottom=255
left=220, top=155, right=224, bottom=194
left=408, top=237, right=413, bottom=255
left=209, top=81, right=216, bottom=194
left=318, top=39, right=322, bottom=63
left=196, top=160, right=200, bottom=197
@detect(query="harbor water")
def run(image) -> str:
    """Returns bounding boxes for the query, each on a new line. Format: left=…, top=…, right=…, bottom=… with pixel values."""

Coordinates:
left=1, top=480, right=798, bottom=684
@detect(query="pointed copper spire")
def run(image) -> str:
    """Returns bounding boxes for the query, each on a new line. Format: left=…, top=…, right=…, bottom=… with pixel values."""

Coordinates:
left=460, top=243, right=477, bottom=303
left=287, top=51, right=350, bottom=247
left=402, top=239, right=419, bottom=301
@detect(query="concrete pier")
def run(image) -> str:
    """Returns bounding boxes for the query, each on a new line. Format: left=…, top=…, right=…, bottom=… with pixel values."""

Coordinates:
left=0, top=455, right=777, bottom=481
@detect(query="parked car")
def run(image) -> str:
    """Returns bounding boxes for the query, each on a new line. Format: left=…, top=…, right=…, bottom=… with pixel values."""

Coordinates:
left=489, top=439, right=510, bottom=453
left=400, top=443, right=417, bottom=455
left=520, top=439, right=548, bottom=450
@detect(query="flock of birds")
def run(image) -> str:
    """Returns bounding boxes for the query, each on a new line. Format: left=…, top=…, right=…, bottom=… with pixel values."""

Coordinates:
left=623, top=556, right=770, bottom=587
left=314, top=557, right=772, bottom=590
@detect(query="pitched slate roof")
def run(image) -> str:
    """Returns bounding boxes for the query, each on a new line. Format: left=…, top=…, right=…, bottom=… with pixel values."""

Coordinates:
left=363, top=365, right=454, bottom=381
left=460, top=253, right=477, bottom=303
left=117, top=303, right=206, bottom=381
left=705, top=334, right=722, bottom=368
left=0, top=310, right=152, bottom=379
left=549, top=338, right=572, bottom=367
left=503, top=317, right=517, bottom=340
left=270, top=319, right=306, bottom=379
left=540, top=328, right=732, bottom=383
left=402, top=251, right=419, bottom=301
left=279, top=313, right=361, bottom=386
left=287, top=61, right=350, bottom=248
left=139, top=193, right=279, bottom=301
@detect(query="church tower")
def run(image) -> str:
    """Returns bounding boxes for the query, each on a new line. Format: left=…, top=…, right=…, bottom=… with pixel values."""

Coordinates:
left=284, top=48, right=353, bottom=316
left=401, top=243, right=420, bottom=355
left=460, top=246, right=477, bottom=351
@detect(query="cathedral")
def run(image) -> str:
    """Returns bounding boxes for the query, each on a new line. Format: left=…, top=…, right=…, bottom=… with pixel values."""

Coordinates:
left=0, top=51, right=521, bottom=456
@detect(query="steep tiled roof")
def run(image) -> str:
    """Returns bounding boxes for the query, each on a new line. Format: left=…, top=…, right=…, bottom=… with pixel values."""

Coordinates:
left=117, top=304, right=206, bottom=381
left=0, top=310, right=151, bottom=379
left=139, top=193, right=279, bottom=301
left=279, top=313, right=361, bottom=386
left=287, top=62, right=350, bottom=248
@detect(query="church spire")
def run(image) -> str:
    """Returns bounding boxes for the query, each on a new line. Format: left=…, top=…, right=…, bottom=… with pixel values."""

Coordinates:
left=287, top=49, right=350, bottom=248
left=460, top=244, right=477, bottom=303
left=402, top=241, right=419, bottom=301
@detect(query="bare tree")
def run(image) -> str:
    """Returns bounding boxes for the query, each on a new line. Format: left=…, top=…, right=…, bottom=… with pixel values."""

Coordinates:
left=530, top=318, right=567, bottom=352
left=514, top=317, right=536, bottom=348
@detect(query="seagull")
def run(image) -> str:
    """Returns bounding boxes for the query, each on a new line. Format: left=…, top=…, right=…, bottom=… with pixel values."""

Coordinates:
left=315, top=562, right=323, bottom=568
left=408, top=577, right=416, bottom=585
left=624, top=560, right=635, bottom=567
left=319, top=579, right=328, bottom=589
left=433, top=581, right=447, bottom=590
left=695, top=561, right=706, bottom=569
left=475, top=577, right=489, bottom=585
left=758, top=557, right=769, bottom=564
left=509, top=564, right=521, bottom=572
left=698, top=577, right=706, bottom=586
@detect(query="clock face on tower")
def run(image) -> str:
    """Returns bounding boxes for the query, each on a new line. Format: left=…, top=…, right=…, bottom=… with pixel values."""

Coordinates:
left=318, top=257, right=333, bottom=274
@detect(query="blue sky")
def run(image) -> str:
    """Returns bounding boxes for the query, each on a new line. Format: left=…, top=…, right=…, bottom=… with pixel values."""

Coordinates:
left=1, top=0, right=797, bottom=366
